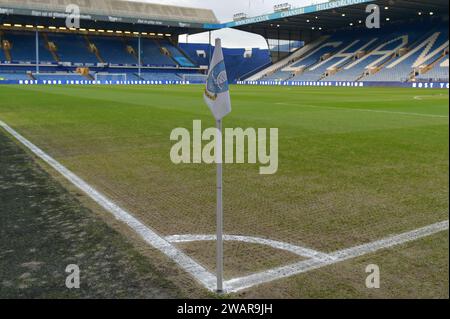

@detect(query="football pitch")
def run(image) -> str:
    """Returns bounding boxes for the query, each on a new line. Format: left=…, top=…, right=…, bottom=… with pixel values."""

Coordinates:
left=0, top=84, right=448, bottom=298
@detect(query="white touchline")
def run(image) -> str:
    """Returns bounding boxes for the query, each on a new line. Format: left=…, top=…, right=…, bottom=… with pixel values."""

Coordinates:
left=0, top=119, right=217, bottom=292
left=1, top=118, right=448, bottom=294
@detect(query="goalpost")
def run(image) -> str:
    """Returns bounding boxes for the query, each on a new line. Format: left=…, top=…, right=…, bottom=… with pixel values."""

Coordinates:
left=180, top=74, right=208, bottom=83
left=94, top=73, right=128, bottom=82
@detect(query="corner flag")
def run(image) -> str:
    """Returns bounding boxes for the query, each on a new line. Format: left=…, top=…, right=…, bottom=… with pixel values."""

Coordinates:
left=203, top=38, right=231, bottom=293
left=204, top=38, right=231, bottom=120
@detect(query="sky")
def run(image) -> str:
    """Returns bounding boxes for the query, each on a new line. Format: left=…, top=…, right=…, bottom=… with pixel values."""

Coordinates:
left=127, top=0, right=327, bottom=48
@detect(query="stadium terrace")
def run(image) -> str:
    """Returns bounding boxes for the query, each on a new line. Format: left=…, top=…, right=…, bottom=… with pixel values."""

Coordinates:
left=0, top=0, right=447, bottom=86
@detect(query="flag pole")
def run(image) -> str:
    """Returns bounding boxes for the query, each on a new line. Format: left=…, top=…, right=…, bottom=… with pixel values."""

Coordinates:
left=204, top=37, right=230, bottom=293
left=216, top=118, right=224, bottom=293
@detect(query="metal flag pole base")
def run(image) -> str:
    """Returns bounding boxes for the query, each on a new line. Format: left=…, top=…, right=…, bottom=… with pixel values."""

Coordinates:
left=216, top=119, right=224, bottom=293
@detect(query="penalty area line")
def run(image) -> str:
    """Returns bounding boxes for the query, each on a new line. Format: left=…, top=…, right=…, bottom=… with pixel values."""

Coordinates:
left=275, top=102, right=449, bottom=119
left=0, top=119, right=217, bottom=292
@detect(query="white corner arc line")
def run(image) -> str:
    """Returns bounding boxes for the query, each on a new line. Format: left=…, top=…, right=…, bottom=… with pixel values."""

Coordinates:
left=0, top=120, right=217, bottom=291
left=1, top=119, right=448, bottom=294
left=224, top=221, right=449, bottom=292
left=165, top=234, right=334, bottom=261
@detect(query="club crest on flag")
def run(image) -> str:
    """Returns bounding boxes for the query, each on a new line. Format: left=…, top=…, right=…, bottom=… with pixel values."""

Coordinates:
left=203, top=38, right=232, bottom=121
left=205, top=61, right=229, bottom=101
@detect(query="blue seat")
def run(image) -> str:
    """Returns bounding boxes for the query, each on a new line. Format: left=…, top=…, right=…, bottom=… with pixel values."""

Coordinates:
left=89, top=36, right=137, bottom=65
left=4, top=31, right=54, bottom=63
left=47, top=33, right=99, bottom=64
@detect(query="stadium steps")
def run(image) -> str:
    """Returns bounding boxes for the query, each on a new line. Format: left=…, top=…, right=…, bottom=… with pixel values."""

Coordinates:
left=330, top=36, right=401, bottom=81
left=246, top=35, right=330, bottom=81
left=415, top=35, right=439, bottom=67
left=407, top=28, right=440, bottom=52
left=414, top=49, right=450, bottom=80
left=371, top=30, right=437, bottom=78
left=166, top=37, right=197, bottom=66
left=0, top=32, right=12, bottom=62
left=286, top=58, right=324, bottom=81
left=27, top=73, right=36, bottom=80
left=84, top=35, right=104, bottom=63
left=320, top=56, right=357, bottom=81
left=327, top=49, right=374, bottom=82
left=238, top=61, right=273, bottom=81
left=84, top=72, right=95, bottom=80
left=359, top=51, right=397, bottom=81
left=411, top=31, right=449, bottom=68
left=121, top=38, right=140, bottom=64
left=134, top=73, right=144, bottom=80
left=288, top=43, right=352, bottom=81
left=42, top=33, right=60, bottom=62
left=0, top=31, right=4, bottom=61
left=154, top=39, right=179, bottom=66
left=289, top=43, right=353, bottom=81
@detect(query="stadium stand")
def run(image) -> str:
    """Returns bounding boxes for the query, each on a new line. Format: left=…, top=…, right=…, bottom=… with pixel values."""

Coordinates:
left=0, top=0, right=447, bottom=85
left=140, top=38, right=176, bottom=67
left=251, top=21, right=449, bottom=84
left=224, top=47, right=271, bottom=81
left=0, top=35, right=5, bottom=62
left=0, top=0, right=220, bottom=83
left=179, top=43, right=210, bottom=66
left=160, top=39, right=196, bottom=67
left=364, top=27, right=449, bottom=82
left=179, top=43, right=271, bottom=81
left=416, top=57, right=449, bottom=82
left=47, top=33, right=99, bottom=64
left=88, top=36, right=137, bottom=66
left=3, top=31, right=54, bottom=63
left=250, top=36, right=330, bottom=81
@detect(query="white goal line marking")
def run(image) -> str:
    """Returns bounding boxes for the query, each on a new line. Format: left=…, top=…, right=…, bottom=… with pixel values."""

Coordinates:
left=1, top=119, right=448, bottom=293
left=0, top=119, right=217, bottom=292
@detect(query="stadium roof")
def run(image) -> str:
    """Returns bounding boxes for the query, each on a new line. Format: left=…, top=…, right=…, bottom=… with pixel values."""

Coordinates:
left=221, top=0, right=449, bottom=40
left=0, top=0, right=218, bottom=34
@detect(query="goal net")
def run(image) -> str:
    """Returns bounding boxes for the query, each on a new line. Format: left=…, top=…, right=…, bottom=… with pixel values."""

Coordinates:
left=180, top=73, right=207, bottom=83
left=94, top=73, right=128, bottom=82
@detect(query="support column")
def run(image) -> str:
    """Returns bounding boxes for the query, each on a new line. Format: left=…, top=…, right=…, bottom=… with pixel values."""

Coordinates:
left=138, top=35, right=141, bottom=78
left=35, top=30, right=40, bottom=74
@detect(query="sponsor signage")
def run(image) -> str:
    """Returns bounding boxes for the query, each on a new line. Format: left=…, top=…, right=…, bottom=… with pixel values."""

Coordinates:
left=209, top=0, right=374, bottom=29
left=0, top=6, right=203, bottom=29
left=237, top=80, right=450, bottom=89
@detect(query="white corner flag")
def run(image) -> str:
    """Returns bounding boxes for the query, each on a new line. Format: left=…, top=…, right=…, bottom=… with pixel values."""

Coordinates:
left=204, top=38, right=231, bottom=120
left=203, top=38, right=231, bottom=293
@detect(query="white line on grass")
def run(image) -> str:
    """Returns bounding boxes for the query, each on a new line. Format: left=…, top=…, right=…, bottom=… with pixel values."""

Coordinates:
left=165, top=234, right=334, bottom=262
left=1, top=119, right=448, bottom=293
left=0, top=120, right=217, bottom=291
left=224, top=220, right=449, bottom=292
left=275, top=102, right=449, bottom=119
left=414, top=94, right=446, bottom=101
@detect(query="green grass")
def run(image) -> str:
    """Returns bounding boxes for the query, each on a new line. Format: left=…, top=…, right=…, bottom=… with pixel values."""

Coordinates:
left=0, top=84, right=448, bottom=298
left=0, top=129, right=188, bottom=298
